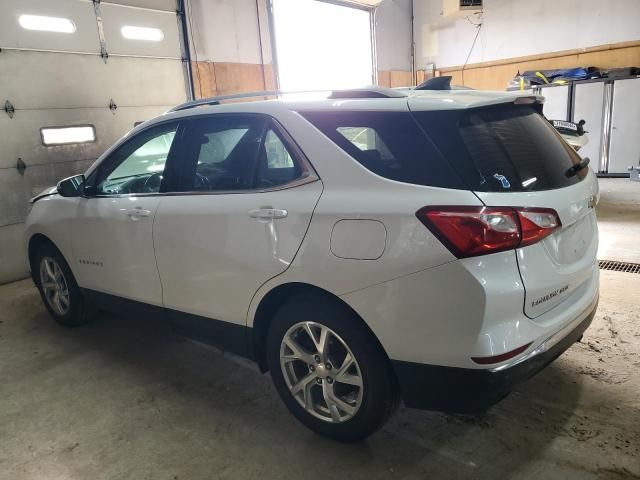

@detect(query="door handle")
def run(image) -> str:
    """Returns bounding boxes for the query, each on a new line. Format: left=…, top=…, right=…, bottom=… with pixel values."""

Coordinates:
left=123, top=207, right=152, bottom=219
left=248, top=207, right=288, bottom=220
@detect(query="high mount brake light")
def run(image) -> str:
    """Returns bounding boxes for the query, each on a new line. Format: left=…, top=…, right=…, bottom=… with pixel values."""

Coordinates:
left=416, top=206, right=561, bottom=258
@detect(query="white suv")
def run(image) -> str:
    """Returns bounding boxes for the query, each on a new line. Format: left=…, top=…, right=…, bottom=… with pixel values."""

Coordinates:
left=25, top=88, right=599, bottom=442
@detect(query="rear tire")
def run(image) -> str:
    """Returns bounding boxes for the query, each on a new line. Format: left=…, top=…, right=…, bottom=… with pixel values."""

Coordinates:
left=33, top=243, right=92, bottom=327
left=266, top=293, right=397, bottom=442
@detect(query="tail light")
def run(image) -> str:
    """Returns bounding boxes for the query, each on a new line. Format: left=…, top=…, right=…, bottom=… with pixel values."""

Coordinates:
left=471, top=342, right=533, bottom=365
left=416, top=206, right=561, bottom=258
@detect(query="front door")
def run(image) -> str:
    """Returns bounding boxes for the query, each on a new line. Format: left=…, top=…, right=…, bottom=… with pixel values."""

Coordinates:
left=72, top=121, right=182, bottom=306
left=153, top=114, right=322, bottom=347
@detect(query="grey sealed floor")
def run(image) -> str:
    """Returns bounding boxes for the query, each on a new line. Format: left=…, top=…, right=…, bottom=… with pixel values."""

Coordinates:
left=1, top=273, right=639, bottom=480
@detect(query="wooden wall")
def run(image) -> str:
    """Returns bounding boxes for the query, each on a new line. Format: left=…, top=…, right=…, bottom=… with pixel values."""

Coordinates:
left=377, top=70, right=414, bottom=88
left=439, top=40, right=640, bottom=91
left=190, top=41, right=639, bottom=97
left=191, top=61, right=276, bottom=99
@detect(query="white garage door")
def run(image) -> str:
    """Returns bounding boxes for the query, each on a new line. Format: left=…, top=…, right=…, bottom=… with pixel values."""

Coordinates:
left=0, top=0, right=189, bottom=283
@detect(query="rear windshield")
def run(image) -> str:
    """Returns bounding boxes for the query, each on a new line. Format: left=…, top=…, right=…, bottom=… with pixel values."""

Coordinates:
left=413, top=104, right=587, bottom=192
left=300, top=111, right=465, bottom=189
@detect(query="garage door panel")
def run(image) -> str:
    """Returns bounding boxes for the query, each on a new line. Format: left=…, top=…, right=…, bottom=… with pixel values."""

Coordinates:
left=0, top=106, right=178, bottom=169
left=0, top=223, right=29, bottom=284
left=0, top=0, right=99, bottom=54
left=1, top=51, right=186, bottom=109
left=104, top=0, right=177, bottom=13
left=101, top=3, right=181, bottom=58
left=0, top=0, right=188, bottom=282
left=0, top=159, right=95, bottom=227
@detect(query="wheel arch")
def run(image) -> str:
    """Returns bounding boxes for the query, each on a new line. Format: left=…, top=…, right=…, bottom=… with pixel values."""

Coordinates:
left=251, top=282, right=394, bottom=378
left=28, top=233, right=58, bottom=280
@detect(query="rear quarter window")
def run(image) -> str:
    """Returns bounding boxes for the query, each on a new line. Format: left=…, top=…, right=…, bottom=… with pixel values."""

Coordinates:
left=300, top=111, right=465, bottom=189
left=413, top=104, right=588, bottom=192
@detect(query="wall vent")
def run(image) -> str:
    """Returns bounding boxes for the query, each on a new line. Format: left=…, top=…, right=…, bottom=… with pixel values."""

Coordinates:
left=443, top=0, right=483, bottom=17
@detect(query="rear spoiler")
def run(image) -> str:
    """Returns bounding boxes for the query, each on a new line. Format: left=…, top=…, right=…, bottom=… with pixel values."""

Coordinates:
left=514, top=95, right=545, bottom=113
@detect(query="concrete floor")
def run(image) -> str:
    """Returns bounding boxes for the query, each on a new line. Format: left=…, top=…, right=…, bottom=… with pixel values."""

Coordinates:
left=597, top=178, right=640, bottom=264
left=1, top=179, right=639, bottom=480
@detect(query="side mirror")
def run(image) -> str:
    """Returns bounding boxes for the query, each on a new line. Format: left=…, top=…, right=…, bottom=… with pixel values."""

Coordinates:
left=57, top=174, right=85, bottom=197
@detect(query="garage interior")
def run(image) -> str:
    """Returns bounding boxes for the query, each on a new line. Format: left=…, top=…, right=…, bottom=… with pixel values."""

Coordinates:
left=1, top=0, right=639, bottom=478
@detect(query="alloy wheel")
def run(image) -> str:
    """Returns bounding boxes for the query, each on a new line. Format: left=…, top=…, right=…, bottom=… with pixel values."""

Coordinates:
left=39, top=257, right=70, bottom=316
left=279, top=321, right=364, bottom=423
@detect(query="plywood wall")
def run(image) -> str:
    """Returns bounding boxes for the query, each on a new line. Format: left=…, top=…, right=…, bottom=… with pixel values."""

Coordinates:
left=440, top=41, right=640, bottom=91
left=378, top=70, right=413, bottom=88
left=191, top=61, right=275, bottom=99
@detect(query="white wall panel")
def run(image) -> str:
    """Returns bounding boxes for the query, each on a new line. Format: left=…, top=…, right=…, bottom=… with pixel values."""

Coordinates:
left=101, top=3, right=182, bottom=58
left=187, top=0, right=264, bottom=64
left=375, top=0, right=412, bottom=71
left=0, top=0, right=99, bottom=54
left=414, top=0, right=640, bottom=69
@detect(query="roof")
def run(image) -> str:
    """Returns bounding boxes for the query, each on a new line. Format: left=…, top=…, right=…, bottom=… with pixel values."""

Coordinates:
left=147, top=88, right=543, bottom=128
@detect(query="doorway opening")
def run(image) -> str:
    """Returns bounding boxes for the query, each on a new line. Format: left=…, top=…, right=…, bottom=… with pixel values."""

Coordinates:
left=271, top=0, right=374, bottom=93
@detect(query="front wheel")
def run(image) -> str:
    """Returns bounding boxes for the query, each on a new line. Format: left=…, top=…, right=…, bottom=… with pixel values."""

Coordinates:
left=266, top=294, right=397, bottom=442
left=34, top=243, right=92, bottom=327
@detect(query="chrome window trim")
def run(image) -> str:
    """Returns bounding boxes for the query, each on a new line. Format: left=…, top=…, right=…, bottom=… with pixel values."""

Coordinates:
left=85, top=174, right=320, bottom=199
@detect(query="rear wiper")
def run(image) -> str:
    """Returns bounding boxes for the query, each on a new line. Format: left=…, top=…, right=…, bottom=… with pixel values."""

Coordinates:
left=565, top=157, right=590, bottom=178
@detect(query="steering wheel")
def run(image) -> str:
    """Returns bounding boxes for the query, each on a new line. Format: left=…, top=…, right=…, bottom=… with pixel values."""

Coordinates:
left=143, top=172, right=163, bottom=193
left=194, top=172, right=211, bottom=191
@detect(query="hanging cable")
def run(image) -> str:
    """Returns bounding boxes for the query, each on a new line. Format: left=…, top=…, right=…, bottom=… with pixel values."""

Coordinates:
left=461, top=15, right=483, bottom=87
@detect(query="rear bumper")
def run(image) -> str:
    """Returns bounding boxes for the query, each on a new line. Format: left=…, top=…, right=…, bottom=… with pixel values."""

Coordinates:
left=391, top=296, right=598, bottom=413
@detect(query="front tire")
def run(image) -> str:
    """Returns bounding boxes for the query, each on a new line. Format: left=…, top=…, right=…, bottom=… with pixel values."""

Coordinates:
left=266, top=293, right=397, bottom=442
left=34, top=243, right=92, bottom=327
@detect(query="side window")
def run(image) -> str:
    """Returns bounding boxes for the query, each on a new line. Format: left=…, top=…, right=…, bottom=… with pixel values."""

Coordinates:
left=94, top=124, right=178, bottom=195
left=255, top=128, right=301, bottom=188
left=180, top=116, right=305, bottom=192
left=300, top=111, right=465, bottom=189
left=183, top=116, right=264, bottom=192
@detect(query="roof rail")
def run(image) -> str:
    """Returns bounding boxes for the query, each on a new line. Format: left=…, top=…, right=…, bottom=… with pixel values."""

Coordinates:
left=169, top=87, right=407, bottom=113
left=169, top=91, right=281, bottom=112
left=327, top=87, right=407, bottom=99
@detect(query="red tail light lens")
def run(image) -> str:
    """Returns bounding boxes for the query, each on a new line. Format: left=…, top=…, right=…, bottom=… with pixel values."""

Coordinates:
left=471, top=342, right=533, bottom=365
left=416, top=206, right=561, bottom=258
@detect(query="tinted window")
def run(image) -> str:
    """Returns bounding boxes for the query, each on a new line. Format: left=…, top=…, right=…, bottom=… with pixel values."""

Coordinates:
left=414, top=105, right=587, bottom=192
left=180, top=116, right=306, bottom=192
left=300, top=111, right=464, bottom=189
left=182, top=116, right=265, bottom=191
left=94, top=123, right=178, bottom=195
left=255, top=129, right=301, bottom=188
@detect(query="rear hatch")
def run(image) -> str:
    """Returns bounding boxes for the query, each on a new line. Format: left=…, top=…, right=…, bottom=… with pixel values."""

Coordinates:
left=412, top=101, right=599, bottom=318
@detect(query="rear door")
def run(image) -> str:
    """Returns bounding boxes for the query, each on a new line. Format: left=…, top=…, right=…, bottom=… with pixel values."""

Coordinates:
left=414, top=102, right=599, bottom=318
left=153, top=114, right=322, bottom=343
